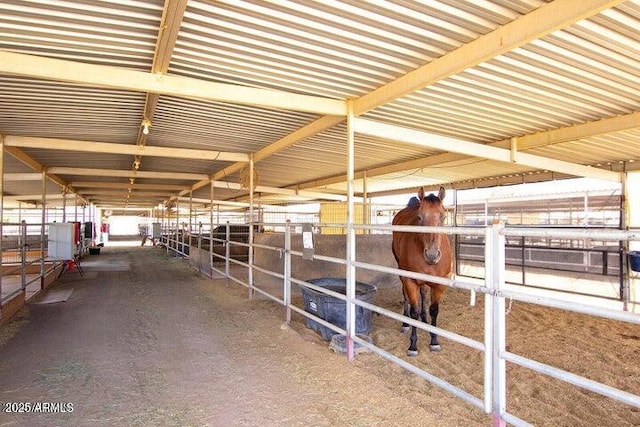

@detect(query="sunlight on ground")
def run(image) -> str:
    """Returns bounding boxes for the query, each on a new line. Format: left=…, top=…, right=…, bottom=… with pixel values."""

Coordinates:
left=103, top=240, right=144, bottom=247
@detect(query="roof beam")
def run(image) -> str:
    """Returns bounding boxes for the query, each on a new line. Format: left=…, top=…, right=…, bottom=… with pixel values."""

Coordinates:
left=353, top=118, right=621, bottom=183
left=0, top=50, right=346, bottom=116
left=3, top=146, right=43, bottom=173
left=48, top=167, right=208, bottom=181
left=2, top=146, right=88, bottom=201
left=4, top=136, right=249, bottom=162
left=353, top=0, right=626, bottom=114
left=126, top=1, right=190, bottom=205
left=4, top=194, right=66, bottom=201
left=295, top=111, right=639, bottom=190
left=180, top=115, right=345, bottom=196
left=82, top=189, right=173, bottom=195
left=72, top=181, right=187, bottom=191
left=154, top=0, right=189, bottom=74
left=3, top=173, right=43, bottom=181
left=516, top=110, right=640, bottom=149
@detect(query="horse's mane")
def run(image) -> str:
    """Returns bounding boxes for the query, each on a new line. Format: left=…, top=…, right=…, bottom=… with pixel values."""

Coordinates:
left=393, top=193, right=442, bottom=226
left=423, top=193, right=440, bottom=204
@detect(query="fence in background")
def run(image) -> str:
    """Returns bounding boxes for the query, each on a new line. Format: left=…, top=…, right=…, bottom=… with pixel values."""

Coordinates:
left=0, top=222, right=64, bottom=320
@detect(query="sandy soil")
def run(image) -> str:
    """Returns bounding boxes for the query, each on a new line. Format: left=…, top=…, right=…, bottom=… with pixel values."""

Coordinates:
left=326, top=286, right=640, bottom=426
left=0, top=245, right=639, bottom=426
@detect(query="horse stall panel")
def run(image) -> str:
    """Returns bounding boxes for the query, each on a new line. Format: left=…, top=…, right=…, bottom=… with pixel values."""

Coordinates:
left=196, top=225, right=261, bottom=262
left=1, top=291, right=25, bottom=323
left=188, top=246, right=212, bottom=277
left=457, top=241, right=620, bottom=276
left=152, top=223, right=162, bottom=239
left=252, top=233, right=399, bottom=300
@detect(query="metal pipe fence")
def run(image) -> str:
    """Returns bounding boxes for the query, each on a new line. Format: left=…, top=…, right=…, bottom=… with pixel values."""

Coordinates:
left=1, top=221, right=52, bottom=307
left=172, top=218, right=640, bottom=426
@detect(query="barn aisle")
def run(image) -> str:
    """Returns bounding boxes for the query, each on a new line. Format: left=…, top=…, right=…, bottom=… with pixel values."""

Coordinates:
left=0, top=245, right=488, bottom=426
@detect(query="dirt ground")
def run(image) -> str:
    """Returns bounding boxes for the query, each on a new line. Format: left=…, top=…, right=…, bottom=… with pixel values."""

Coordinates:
left=342, top=286, right=640, bottom=426
left=1, top=245, right=639, bottom=426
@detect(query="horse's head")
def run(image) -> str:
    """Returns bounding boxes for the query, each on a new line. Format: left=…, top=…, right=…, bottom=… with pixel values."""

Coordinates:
left=416, top=186, right=447, bottom=265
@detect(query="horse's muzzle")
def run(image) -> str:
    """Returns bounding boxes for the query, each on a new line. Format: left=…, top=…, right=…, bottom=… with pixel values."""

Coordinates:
left=423, top=247, right=442, bottom=265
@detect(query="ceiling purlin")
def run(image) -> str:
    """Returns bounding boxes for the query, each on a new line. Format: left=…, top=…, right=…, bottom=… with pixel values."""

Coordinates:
left=352, top=0, right=627, bottom=115
left=72, top=182, right=186, bottom=191
left=48, top=167, right=208, bottom=181
left=3, top=136, right=249, bottom=163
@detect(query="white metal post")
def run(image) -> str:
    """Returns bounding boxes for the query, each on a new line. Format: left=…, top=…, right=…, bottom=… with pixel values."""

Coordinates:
left=483, top=226, right=493, bottom=413
left=621, top=172, right=629, bottom=311
left=176, top=199, right=180, bottom=254
left=363, top=170, right=369, bottom=235
left=198, top=222, right=203, bottom=274
left=210, top=179, right=214, bottom=276
left=20, top=220, right=27, bottom=290
left=189, top=190, right=193, bottom=245
left=248, top=154, right=255, bottom=299
left=284, top=220, right=292, bottom=323
left=62, top=188, right=67, bottom=222
left=225, top=221, right=230, bottom=279
left=345, top=99, right=357, bottom=360
left=0, top=136, right=4, bottom=310
left=486, top=223, right=507, bottom=426
left=40, top=170, right=46, bottom=288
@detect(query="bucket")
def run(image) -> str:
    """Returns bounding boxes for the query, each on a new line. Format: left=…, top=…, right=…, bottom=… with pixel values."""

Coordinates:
left=630, top=251, right=640, bottom=272
left=300, top=277, right=377, bottom=341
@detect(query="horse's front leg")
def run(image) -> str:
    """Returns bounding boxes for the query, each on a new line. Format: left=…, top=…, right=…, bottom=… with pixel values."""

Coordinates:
left=402, top=280, right=421, bottom=356
left=401, top=282, right=410, bottom=333
left=407, top=303, right=420, bottom=357
left=401, top=300, right=410, bottom=334
left=428, top=284, right=446, bottom=352
left=420, top=285, right=428, bottom=323
left=428, top=302, right=441, bottom=352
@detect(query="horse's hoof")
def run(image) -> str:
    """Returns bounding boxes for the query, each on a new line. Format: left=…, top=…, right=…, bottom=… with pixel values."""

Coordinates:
left=430, top=344, right=442, bottom=352
left=401, top=326, right=410, bottom=334
left=406, top=349, right=418, bottom=357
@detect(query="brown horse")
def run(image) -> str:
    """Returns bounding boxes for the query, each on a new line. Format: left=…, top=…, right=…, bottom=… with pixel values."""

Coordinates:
left=392, top=186, right=452, bottom=356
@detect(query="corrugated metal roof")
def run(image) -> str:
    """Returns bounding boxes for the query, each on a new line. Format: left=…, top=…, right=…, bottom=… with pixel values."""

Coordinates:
left=0, top=0, right=638, bottom=210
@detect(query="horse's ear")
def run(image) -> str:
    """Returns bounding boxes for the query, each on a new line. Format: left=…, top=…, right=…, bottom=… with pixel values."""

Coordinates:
left=438, top=186, right=446, bottom=202
left=418, top=187, right=425, bottom=200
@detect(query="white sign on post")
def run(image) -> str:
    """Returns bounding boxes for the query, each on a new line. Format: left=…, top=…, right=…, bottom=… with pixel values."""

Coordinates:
left=302, top=223, right=314, bottom=260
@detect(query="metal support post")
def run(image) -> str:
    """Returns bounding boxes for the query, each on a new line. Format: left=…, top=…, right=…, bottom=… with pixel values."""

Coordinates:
left=225, top=221, right=230, bottom=279
left=20, top=220, right=27, bottom=291
left=284, top=220, right=292, bottom=323
left=486, top=223, right=507, bottom=426
left=345, top=99, right=356, bottom=361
